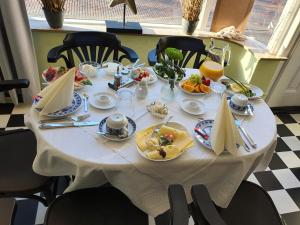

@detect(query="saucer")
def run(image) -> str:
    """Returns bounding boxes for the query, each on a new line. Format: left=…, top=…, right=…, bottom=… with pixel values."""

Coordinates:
left=180, top=99, right=205, bottom=116
left=227, top=100, right=254, bottom=116
left=98, top=116, right=136, bottom=142
left=90, top=92, right=117, bottom=110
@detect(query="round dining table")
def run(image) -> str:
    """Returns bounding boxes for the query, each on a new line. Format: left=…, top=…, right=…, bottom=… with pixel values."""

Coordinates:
left=25, top=68, right=277, bottom=217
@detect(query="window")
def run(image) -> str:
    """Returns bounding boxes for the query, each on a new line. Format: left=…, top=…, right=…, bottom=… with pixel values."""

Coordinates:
left=26, top=0, right=299, bottom=55
left=245, top=0, right=288, bottom=46
left=25, top=0, right=183, bottom=25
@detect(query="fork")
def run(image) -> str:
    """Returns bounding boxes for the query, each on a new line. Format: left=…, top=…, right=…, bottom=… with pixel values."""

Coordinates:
left=232, top=114, right=257, bottom=149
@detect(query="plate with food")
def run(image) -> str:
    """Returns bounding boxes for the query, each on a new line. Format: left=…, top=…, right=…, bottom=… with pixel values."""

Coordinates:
left=153, top=63, right=185, bottom=82
left=136, top=122, right=194, bottom=161
left=179, top=74, right=211, bottom=95
left=42, top=67, right=92, bottom=90
left=42, top=66, right=67, bottom=83
left=221, top=77, right=263, bottom=100
left=131, top=67, right=157, bottom=85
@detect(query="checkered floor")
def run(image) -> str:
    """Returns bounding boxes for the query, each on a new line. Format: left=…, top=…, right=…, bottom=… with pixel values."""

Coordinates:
left=1, top=103, right=300, bottom=225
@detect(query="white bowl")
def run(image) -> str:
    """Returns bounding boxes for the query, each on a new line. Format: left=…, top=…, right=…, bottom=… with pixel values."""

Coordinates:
left=79, top=61, right=100, bottom=78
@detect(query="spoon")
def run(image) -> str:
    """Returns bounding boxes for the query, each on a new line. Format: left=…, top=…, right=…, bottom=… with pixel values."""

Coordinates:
left=83, top=93, right=89, bottom=113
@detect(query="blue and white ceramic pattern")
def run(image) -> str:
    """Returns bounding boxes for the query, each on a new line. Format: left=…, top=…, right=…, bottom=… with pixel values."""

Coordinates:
left=98, top=116, right=136, bottom=141
left=194, top=119, right=213, bottom=150
left=229, top=100, right=247, bottom=111
left=35, top=92, right=82, bottom=118
left=227, top=100, right=254, bottom=116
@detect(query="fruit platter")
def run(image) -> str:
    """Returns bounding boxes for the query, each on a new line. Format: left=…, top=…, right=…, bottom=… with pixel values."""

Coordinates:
left=131, top=67, right=157, bottom=84
left=220, top=77, right=263, bottom=100
left=179, top=74, right=211, bottom=96
left=42, top=67, right=92, bottom=90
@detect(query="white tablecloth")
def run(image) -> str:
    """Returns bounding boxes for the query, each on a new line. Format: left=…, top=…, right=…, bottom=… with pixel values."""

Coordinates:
left=25, top=69, right=277, bottom=217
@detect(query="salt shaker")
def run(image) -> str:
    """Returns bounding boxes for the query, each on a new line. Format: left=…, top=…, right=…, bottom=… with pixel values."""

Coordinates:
left=135, top=78, right=148, bottom=100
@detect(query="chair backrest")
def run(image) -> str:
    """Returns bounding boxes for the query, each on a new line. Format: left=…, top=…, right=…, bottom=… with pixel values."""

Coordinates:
left=58, top=31, right=122, bottom=68
left=156, top=36, right=207, bottom=69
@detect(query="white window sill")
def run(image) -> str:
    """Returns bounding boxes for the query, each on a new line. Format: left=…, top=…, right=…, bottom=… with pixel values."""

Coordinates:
left=29, top=17, right=286, bottom=60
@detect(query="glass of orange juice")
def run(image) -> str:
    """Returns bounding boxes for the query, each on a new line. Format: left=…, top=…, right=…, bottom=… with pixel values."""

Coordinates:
left=199, top=60, right=224, bottom=81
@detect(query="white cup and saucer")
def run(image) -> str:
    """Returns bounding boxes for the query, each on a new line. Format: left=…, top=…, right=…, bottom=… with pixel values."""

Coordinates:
left=90, top=92, right=117, bottom=109
left=228, top=94, right=254, bottom=116
left=180, top=98, right=206, bottom=116
left=106, top=113, right=129, bottom=138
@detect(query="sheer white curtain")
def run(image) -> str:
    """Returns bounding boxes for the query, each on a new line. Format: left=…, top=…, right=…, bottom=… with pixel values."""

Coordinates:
left=0, top=0, right=40, bottom=104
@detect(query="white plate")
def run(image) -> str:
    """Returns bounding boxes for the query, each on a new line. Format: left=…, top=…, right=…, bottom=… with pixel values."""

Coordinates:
left=90, top=92, right=117, bottom=110
left=227, top=100, right=254, bottom=116
left=34, top=92, right=82, bottom=118
left=145, top=68, right=158, bottom=85
left=178, top=79, right=209, bottom=96
left=180, top=99, right=206, bottom=116
left=98, top=116, right=136, bottom=141
left=194, top=119, right=214, bottom=150
left=137, top=122, right=189, bottom=162
left=221, top=78, right=264, bottom=100
left=133, top=68, right=158, bottom=85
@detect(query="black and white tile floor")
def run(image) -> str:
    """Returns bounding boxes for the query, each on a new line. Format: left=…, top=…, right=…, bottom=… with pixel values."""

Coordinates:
left=1, top=103, right=300, bottom=225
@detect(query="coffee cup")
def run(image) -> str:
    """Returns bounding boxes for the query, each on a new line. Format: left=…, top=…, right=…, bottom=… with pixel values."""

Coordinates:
left=229, top=94, right=248, bottom=111
left=106, top=113, right=128, bottom=136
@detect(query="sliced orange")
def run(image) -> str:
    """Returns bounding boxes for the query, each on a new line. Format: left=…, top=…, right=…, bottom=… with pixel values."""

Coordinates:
left=182, top=83, right=195, bottom=92
left=200, top=84, right=211, bottom=93
left=194, top=84, right=201, bottom=93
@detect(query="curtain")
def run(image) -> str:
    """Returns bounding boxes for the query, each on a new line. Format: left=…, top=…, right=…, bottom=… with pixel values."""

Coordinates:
left=0, top=0, right=40, bottom=104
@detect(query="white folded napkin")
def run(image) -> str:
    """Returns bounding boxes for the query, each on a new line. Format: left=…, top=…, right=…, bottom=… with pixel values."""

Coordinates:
left=36, top=68, right=75, bottom=116
left=210, top=95, right=243, bottom=155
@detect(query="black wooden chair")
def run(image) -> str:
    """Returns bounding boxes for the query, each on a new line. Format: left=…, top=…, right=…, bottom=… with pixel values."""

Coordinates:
left=190, top=181, right=284, bottom=225
left=148, top=36, right=207, bottom=68
left=47, top=31, right=139, bottom=68
left=44, top=184, right=189, bottom=225
left=0, top=79, right=57, bottom=206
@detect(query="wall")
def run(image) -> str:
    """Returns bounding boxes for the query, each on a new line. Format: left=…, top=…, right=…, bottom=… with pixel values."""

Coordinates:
left=31, top=30, right=282, bottom=94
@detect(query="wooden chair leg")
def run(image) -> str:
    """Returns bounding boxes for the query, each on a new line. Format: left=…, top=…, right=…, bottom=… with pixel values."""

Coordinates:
left=0, top=198, right=16, bottom=225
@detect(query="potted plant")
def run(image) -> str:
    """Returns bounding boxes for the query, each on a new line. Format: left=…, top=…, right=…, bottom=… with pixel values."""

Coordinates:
left=182, top=0, right=203, bottom=35
left=39, top=0, right=66, bottom=29
left=154, top=48, right=185, bottom=101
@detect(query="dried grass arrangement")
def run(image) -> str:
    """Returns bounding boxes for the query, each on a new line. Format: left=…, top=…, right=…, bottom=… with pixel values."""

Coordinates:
left=182, top=0, right=203, bottom=22
left=39, top=0, right=66, bottom=13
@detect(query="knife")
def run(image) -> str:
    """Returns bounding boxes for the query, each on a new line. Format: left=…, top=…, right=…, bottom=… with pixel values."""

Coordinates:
left=194, top=127, right=209, bottom=140
left=39, top=121, right=99, bottom=129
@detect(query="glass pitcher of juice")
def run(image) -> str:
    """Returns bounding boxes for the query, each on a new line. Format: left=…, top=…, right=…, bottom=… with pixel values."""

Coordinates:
left=207, top=38, right=231, bottom=67
left=199, top=38, right=231, bottom=81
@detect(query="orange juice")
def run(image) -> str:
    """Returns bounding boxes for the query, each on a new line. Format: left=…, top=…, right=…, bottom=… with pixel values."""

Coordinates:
left=199, top=60, right=223, bottom=81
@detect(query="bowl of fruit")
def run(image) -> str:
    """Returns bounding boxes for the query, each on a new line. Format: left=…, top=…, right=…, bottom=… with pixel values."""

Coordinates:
left=179, top=74, right=211, bottom=96
left=131, top=67, right=157, bottom=85
left=42, top=67, right=92, bottom=90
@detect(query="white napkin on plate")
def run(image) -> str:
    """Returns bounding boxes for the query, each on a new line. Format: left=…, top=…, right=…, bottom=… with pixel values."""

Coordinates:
left=210, top=95, right=243, bottom=155
left=36, top=68, right=75, bottom=116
